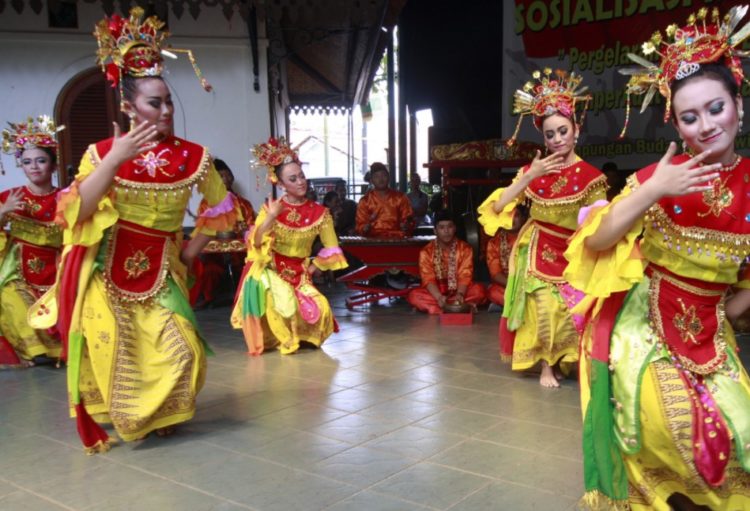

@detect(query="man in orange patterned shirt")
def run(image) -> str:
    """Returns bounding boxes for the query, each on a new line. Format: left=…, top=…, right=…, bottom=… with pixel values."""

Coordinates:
left=356, top=163, right=414, bottom=238
left=408, top=210, right=486, bottom=314
left=486, top=206, right=527, bottom=306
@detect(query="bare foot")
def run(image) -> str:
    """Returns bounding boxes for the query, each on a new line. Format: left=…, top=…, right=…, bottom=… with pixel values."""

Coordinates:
left=540, top=362, right=560, bottom=388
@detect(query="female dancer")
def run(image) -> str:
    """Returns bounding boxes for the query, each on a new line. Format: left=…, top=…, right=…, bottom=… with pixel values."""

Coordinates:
left=0, top=116, right=63, bottom=367
left=477, top=69, right=606, bottom=387
left=31, top=7, right=238, bottom=452
left=566, top=6, right=750, bottom=509
left=232, top=138, right=348, bottom=356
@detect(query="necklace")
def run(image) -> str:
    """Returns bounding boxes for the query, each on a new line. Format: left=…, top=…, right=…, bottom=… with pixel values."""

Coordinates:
left=282, top=196, right=306, bottom=206
left=703, top=154, right=741, bottom=172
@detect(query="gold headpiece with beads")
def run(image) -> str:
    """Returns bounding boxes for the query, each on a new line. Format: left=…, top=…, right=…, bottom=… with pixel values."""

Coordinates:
left=619, top=5, right=750, bottom=137
left=94, top=6, right=212, bottom=92
left=508, top=68, right=591, bottom=146
left=1, top=115, right=64, bottom=164
left=252, top=137, right=300, bottom=185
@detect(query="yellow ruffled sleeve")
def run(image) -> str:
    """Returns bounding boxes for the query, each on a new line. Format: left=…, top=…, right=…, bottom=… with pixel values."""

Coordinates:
left=55, top=147, right=119, bottom=247
left=477, top=170, right=524, bottom=236
left=313, top=211, right=348, bottom=271
left=563, top=184, right=646, bottom=298
left=245, top=207, right=273, bottom=268
left=0, top=230, right=7, bottom=253
left=193, top=164, right=241, bottom=237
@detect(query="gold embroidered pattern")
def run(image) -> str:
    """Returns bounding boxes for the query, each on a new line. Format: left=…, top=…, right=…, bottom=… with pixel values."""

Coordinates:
left=124, top=249, right=151, bottom=279
left=26, top=255, right=45, bottom=274
left=285, top=208, right=302, bottom=224
left=541, top=244, right=556, bottom=262
left=672, top=298, right=703, bottom=345
left=22, top=197, right=42, bottom=214
left=550, top=175, right=568, bottom=194
left=698, top=176, right=734, bottom=218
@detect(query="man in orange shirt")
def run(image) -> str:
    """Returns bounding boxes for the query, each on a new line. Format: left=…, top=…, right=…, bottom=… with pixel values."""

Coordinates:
left=356, top=162, right=414, bottom=238
left=192, top=159, right=255, bottom=307
left=408, top=210, right=486, bottom=314
left=486, top=206, right=527, bottom=306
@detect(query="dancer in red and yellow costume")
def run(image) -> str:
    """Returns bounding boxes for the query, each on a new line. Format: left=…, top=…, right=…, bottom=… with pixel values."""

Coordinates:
left=0, top=116, right=64, bottom=368
left=232, top=138, right=347, bottom=356
left=566, top=6, right=750, bottom=509
left=407, top=209, right=486, bottom=314
left=30, top=8, right=238, bottom=453
left=478, top=69, right=606, bottom=387
left=355, top=162, right=414, bottom=238
left=485, top=206, right=527, bottom=307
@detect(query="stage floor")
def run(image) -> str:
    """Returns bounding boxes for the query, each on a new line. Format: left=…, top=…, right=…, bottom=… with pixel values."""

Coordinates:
left=2, top=284, right=602, bottom=510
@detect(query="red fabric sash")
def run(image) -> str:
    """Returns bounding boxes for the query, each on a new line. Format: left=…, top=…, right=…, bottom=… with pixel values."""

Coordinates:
left=528, top=221, right=573, bottom=283
left=16, top=240, right=58, bottom=291
left=104, top=220, right=174, bottom=302
left=647, top=265, right=727, bottom=375
left=272, top=253, right=306, bottom=287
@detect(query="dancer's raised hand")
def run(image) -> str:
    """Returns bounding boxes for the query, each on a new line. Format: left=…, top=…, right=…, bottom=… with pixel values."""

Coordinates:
left=645, top=142, right=722, bottom=200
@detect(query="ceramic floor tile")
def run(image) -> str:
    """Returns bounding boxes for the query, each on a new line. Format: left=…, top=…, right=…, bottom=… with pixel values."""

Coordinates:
left=371, top=463, right=491, bottom=510
left=447, top=481, right=576, bottom=511
left=324, top=490, right=433, bottom=511
left=5, top=288, right=593, bottom=511
left=0, top=491, right=71, bottom=511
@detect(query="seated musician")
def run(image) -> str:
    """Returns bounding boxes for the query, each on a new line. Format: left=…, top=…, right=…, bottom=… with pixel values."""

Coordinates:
left=486, top=205, right=527, bottom=306
left=356, top=162, right=414, bottom=238
left=407, top=210, right=487, bottom=314
left=192, top=158, right=255, bottom=307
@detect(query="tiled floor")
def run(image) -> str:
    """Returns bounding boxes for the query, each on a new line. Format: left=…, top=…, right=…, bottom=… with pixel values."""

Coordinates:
left=1, top=285, right=585, bottom=511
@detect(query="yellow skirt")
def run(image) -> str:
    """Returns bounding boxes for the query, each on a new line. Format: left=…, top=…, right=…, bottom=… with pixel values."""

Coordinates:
left=262, top=282, right=336, bottom=355
left=76, top=272, right=206, bottom=441
left=624, top=359, right=750, bottom=510
left=511, top=283, right=578, bottom=371
left=0, top=279, right=61, bottom=360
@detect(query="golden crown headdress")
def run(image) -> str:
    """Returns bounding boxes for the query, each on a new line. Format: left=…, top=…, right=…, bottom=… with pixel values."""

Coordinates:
left=94, top=6, right=212, bottom=92
left=1, top=115, right=64, bottom=161
left=619, top=5, right=750, bottom=137
left=252, top=137, right=300, bottom=185
left=508, top=68, right=591, bottom=146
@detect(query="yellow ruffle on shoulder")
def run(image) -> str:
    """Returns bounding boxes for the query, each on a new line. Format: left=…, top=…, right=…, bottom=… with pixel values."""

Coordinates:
left=56, top=150, right=119, bottom=247
left=477, top=173, right=523, bottom=236
left=0, top=231, right=6, bottom=253
left=563, top=184, right=646, bottom=299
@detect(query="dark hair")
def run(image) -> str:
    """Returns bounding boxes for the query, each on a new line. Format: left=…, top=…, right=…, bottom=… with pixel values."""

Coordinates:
left=214, top=158, right=233, bottom=177
left=433, top=209, right=455, bottom=225
left=120, top=75, right=167, bottom=103
left=370, top=162, right=389, bottom=176
left=23, top=146, right=57, bottom=166
left=670, top=63, right=739, bottom=117
left=273, top=161, right=300, bottom=184
left=323, top=191, right=338, bottom=206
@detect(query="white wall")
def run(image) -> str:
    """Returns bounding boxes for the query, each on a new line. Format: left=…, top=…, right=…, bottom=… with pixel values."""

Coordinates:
left=0, top=2, right=272, bottom=221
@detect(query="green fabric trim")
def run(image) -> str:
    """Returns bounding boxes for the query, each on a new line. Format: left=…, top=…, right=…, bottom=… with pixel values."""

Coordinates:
left=710, top=348, right=750, bottom=472
left=0, top=243, right=20, bottom=287
left=503, top=244, right=529, bottom=331
left=583, top=359, right=629, bottom=501
left=610, top=277, right=660, bottom=455
left=160, top=277, right=214, bottom=357
left=67, top=332, right=84, bottom=404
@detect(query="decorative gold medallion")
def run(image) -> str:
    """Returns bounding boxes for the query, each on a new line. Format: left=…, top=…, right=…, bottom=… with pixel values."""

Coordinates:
left=22, top=198, right=42, bottom=214
left=673, top=298, right=703, bottom=345
left=541, top=244, right=557, bottom=263
left=134, top=148, right=173, bottom=178
left=285, top=209, right=302, bottom=224
left=124, top=249, right=151, bottom=279
left=698, top=177, right=734, bottom=218
left=26, top=255, right=46, bottom=274
left=550, top=176, right=568, bottom=194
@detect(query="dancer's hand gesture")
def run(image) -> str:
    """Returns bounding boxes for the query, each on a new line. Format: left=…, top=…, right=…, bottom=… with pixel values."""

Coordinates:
left=0, top=188, right=24, bottom=218
left=266, top=195, right=285, bottom=219
left=645, top=142, right=722, bottom=200
left=526, top=150, right=564, bottom=180
left=109, top=121, right=159, bottom=166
